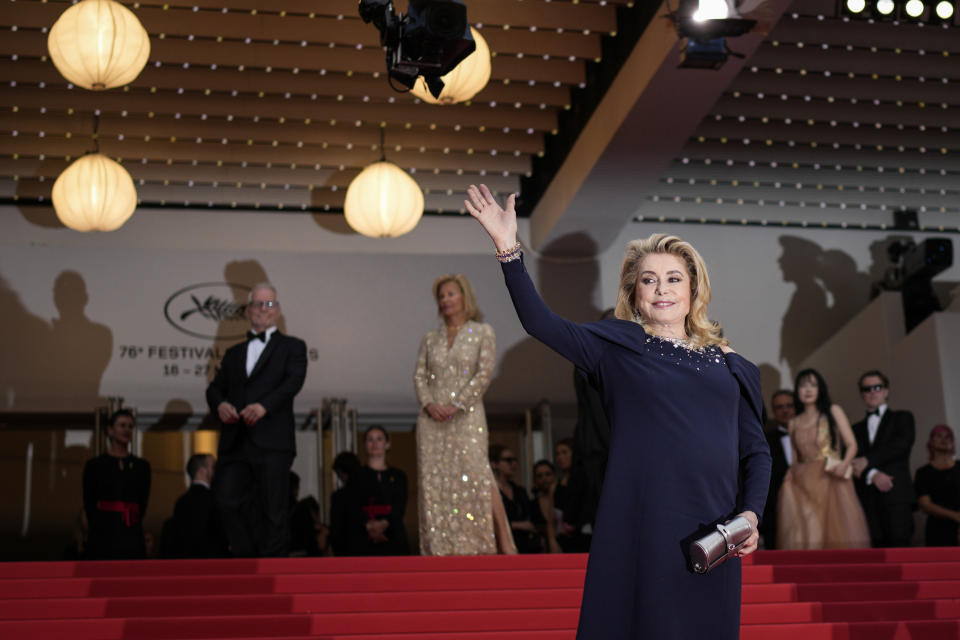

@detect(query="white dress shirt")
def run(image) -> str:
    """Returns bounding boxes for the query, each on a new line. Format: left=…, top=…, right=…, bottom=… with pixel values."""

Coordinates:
left=246, top=326, right=277, bottom=376
left=778, top=426, right=793, bottom=467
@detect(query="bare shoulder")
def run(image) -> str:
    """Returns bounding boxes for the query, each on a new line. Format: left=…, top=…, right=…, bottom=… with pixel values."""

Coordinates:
left=830, top=403, right=850, bottom=421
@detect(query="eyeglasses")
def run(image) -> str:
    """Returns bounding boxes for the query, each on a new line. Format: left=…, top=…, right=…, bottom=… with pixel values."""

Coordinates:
left=250, top=300, right=278, bottom=310
left=500, top=456, right=518, bottom=463
left=860, top=384, right=886, bottom=393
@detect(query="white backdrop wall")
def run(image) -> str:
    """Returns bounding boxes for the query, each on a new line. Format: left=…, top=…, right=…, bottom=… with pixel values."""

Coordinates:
left=1, top=205, right=956, bottom=417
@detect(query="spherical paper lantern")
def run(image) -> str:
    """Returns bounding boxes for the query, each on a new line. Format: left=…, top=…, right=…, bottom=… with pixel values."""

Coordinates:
left=52, top=153, right=137, bottom=231
left=48, top=0, right=150, bottom=90
left=410, top=27, right=491, bottom=105
left=344, top=161, right=424, bottom=238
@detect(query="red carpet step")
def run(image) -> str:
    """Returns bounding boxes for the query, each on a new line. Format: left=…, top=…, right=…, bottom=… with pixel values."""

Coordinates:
left=1, top=548, right=959, bottom=639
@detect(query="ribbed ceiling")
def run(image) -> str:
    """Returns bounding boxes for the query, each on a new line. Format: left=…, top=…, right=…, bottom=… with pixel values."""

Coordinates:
left=649, top=0, right=960, bottom=232
left=0, top=0, right=632, bottom=215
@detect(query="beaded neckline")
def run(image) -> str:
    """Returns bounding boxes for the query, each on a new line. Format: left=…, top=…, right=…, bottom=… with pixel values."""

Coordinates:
left=645, top=334, right=710, bottom=355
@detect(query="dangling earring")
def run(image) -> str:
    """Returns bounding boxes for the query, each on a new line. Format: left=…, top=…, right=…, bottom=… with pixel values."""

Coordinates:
left=633, top=308, right=642, bottom=323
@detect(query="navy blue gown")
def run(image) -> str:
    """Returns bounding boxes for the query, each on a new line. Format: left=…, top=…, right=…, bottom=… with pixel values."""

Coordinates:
left=501, top=257, right=771, bottom=640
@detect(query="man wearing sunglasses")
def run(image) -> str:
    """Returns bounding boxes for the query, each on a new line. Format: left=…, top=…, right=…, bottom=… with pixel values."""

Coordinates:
left=206, top=283, right=308, bottom=556
left=850, top=370, right=916, bottom=548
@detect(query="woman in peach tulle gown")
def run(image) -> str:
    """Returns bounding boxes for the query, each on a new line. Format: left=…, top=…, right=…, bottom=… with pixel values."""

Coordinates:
left=777, top=369, right=870, bottom=550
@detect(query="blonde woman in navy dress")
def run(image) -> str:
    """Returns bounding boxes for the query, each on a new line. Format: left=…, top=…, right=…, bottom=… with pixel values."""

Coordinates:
left=465, top=184, right=771, bottom=640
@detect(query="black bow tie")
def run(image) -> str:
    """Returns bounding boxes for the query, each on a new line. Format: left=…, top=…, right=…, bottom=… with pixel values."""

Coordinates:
left=867, top=409, right=880, bottom=417
left=248, top=330, right=267, bottom=343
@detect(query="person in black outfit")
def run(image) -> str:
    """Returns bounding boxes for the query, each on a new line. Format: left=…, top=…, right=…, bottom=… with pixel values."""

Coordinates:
left=329, top=451, right=361, bottom=556
left=206, top=283, right=308, bottom=557
left=164, top=453, right=226, bottom=558
left=349, top=426, right=409, bottom=555
left=288, top=471, right=325, bottom=556
left=562, top=308, right=616, bottom=553
left=851, top=370, right=916, bottom=547
left=554, top=437, right=591, bottom=553
left=491, top=443, right=542, bottom=553
left=83, top=409, right=151, bottom=559
left=915, top=425, right=960, bottom=546
left=761, top=389, right=795, bottom=549
left=532, top=459, right=562, bottom=553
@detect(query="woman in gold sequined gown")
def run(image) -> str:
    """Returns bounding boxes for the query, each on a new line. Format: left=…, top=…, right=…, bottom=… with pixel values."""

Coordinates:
left=414, top=274, right=515, bottom=555
left=777, top=369, right=870, bottom=549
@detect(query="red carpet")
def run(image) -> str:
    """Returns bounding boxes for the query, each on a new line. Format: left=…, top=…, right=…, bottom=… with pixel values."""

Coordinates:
left=2, top=548, right=960, bottom=638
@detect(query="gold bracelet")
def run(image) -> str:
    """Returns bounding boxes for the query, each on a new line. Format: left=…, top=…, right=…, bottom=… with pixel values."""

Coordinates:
left=495, top=241, right=521, bottom=258
left=496, top=247, right=522, bottom=263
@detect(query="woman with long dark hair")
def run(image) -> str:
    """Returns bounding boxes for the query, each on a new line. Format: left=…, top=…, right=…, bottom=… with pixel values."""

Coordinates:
left=777, top=368, right=869, bottom=549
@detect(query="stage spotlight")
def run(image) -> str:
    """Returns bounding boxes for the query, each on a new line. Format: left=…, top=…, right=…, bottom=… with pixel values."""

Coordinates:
left=904, top=0, right=926, bottom=17
left=875, top=0, right=896, bottom=15
left=935, top=0, right=955, bottom=19
left=845, top=0, right=867, bottom=13
left=671, top=0, right=756, bottom=68
left=693, top=0, right=730, bottom=20
left=359, top=0, right=475, bottom=99
left=673, top=0, right=756, bottom=39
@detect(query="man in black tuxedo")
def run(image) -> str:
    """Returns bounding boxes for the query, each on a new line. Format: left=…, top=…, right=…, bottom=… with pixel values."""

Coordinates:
left=851, top=370, right=915, bottom=548
left=206, top=283, right=307, bottom=556
left=166, top=453, right=227, bottom=558
left=761, top=389, right=795, bottom=549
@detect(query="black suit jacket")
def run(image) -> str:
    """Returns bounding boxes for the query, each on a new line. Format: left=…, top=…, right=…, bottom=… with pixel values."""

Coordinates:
left=168, top=483, right=227, bottom=558
left=852, top=408, right=915, bottom=505
left=760, top=426, right=790, bottom=548
left=206, top=331, right=308, bottom=456
left=566, top=367, right=611, bottom=530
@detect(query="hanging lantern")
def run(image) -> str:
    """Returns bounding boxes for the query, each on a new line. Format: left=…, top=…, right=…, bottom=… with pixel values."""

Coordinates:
left=47, top=0, right=150, bottom=90
left=410, top=27, right=491, bottom=105
left=52, top=153, right=137, bottom=231
left=344, top=161, right=424, bottom=238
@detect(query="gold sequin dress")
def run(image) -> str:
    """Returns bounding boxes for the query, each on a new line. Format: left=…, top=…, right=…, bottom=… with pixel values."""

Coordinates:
left=414, top=320, right=500, bottom=555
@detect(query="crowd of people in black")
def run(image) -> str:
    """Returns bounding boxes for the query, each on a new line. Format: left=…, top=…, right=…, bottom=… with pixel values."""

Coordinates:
left=76, top=368, right=960, bottom=560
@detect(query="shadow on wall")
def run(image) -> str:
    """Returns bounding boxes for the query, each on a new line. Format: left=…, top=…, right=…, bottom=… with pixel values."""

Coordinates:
left=151, top=398, right=195, bottom=431
left=311, top=212, right=356, bottom=236
left=16, top=160, right=66, bottom=228
left=755, top=362, right=784, bottom=427
left=777, top=233, right=923, bottom=379
left=486, top=233, right=603, bottom=411
left=777, top=236, right=871, bottom=377
left=0, top=271, right=112, bottom=411
left=16, top=204, right=62, bottom=229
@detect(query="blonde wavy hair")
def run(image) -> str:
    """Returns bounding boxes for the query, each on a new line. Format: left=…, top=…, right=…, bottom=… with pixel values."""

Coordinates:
left=433, top=273, right=483, bottom=322
left=614, top=233, right=727, bottom=349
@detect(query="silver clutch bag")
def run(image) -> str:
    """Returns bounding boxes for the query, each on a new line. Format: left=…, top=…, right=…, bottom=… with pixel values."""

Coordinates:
left=689, top=516, right=753, bottom=574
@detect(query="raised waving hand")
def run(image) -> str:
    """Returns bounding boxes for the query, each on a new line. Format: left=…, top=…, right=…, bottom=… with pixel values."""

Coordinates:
left=464, top=184, right=518, bottom=253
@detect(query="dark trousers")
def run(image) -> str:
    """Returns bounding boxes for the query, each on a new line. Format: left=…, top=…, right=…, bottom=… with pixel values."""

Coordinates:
left=862, top=492, right=914, bottom=548
left=215, top=439, right=293, bottom=557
